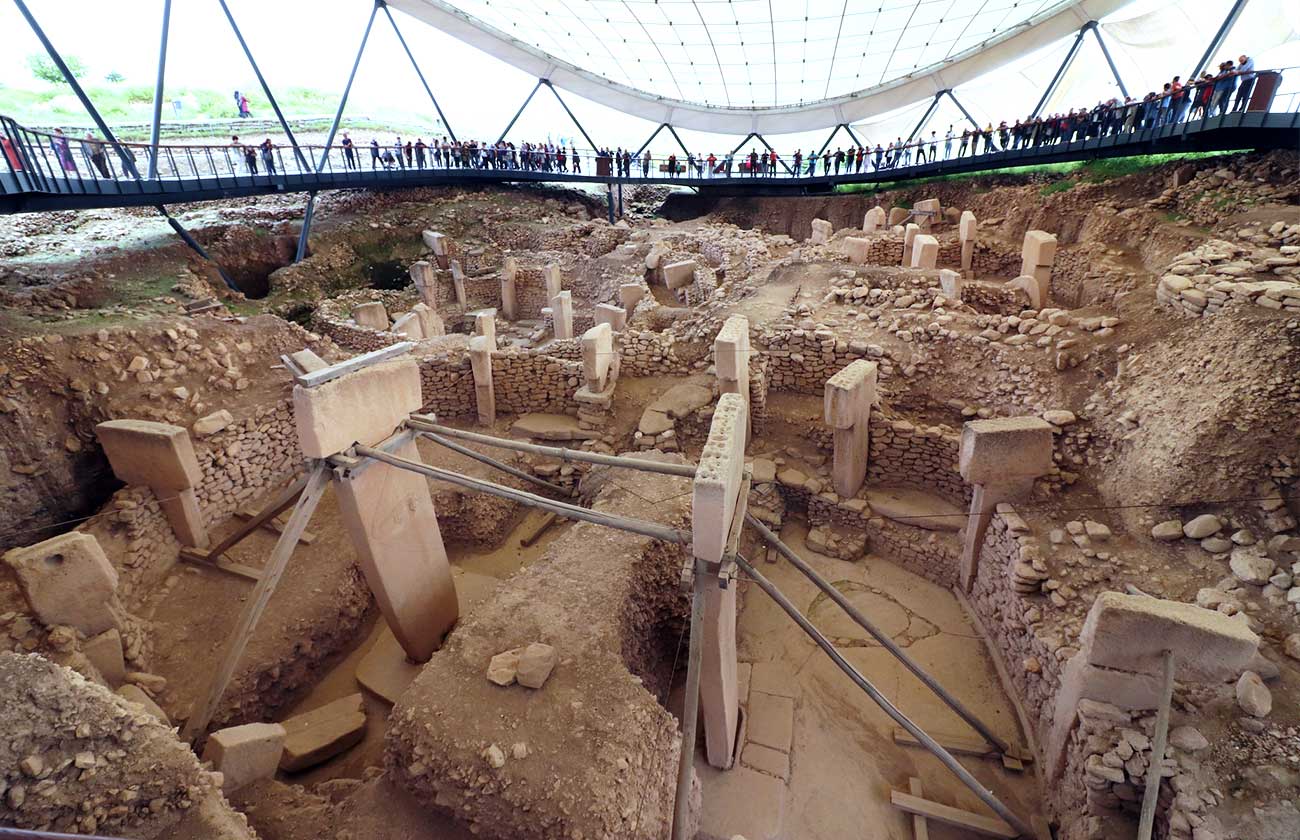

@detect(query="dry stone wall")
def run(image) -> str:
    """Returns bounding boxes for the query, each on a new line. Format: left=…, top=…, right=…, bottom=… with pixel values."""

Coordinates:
left=1156, top=239, right=1300, bottom=317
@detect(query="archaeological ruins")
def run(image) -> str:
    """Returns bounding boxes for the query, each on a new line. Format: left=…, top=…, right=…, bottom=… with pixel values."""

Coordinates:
left=1, top=147, right=1299, bottom=840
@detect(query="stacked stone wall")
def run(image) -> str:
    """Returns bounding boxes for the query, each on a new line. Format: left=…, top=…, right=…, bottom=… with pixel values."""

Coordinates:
left=492, top=351, right=582, bottom=416
left=311, top=317, right=403, bottom=354
left=757, top=326, right=897, bottom=394
left=620, top=328, right=685, bottom=376
left=417, top=354, right=477, bottom=420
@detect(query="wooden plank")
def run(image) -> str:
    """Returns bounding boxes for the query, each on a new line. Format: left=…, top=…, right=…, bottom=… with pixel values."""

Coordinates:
left=294, top=341, right=415, bottom=389
left=893, top=727, right=1032, bottom=768
left=180, top=463, right=330, bottom=741
left=908, top=778, right=930, bottom=840
left=178, top=548, right=262, bottom=582
left=196, top=475, right=308, bottom=563
left=889, top=790, right=1016, bottom=839
left=235, top=507, right=317, bottom=544
left=518, top=511, right=558, bottom=547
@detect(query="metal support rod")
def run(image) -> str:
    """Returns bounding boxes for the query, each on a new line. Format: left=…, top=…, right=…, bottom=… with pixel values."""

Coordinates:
left=606, top=183, right=615, bottom=224
left=671, top=557, right=707, bottom=840
left=750, top=132, right=794, bottom=175
left=1089, top=24, right=1128, bottom=98
left=318, top=0, right=380, bottom=171
left=728, top=132, right=759, bottom=158
left=664, top=123, right=693, bottom=159
left=147, top=0, right=172, bottom=180
left=381, top=1, right=457, bottom=143
left=1032, top=25, right=1089, bottom=119
left=13, top=0, right=141, bottom=180
left=1188, top=0, right=1250, bottom=81
left=406, top=418, right=699, bottom=477
left=635, top=123, right=667, bottom=157
left=841, top=122, right=865, bottom=147
left=744, top=513, right=1011, bottom=755
left=497, top=79, right=543, bottom=144
left=295, top=192, right=316, bottom=263
left=157, top=205, right=239, bottom=292
left=906, top=93, right=943, bottom=145
left=353, top=444, right=690, bottom=545
left=815, top=123, right=846, bottom=159
left=946, top=90, right=983, bottom=132
left=216, top=0, right=309, bottom=171
left=542, top=80, right=599, bottom=153
left=733, top=553, right=1033, bottom=839
left=420, top=429, right=570, bottom=496
left=1136, top=651, right=1176, bottom=840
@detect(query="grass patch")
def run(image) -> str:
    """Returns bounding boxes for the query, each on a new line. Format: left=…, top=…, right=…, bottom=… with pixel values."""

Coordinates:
left=1038, top=180, right=1076, bottom=196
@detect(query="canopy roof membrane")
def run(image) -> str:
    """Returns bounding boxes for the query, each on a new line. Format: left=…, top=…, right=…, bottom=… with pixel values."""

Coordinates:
left=388, top=0, right=1134, bottom=132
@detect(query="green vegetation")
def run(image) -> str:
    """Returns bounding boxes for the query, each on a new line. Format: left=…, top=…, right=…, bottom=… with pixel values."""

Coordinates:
left=1038, top=179, right=1075, bottom=196
left=26, top=53, right=84, bottom=85
left=0, top=82, right=338, bottom=128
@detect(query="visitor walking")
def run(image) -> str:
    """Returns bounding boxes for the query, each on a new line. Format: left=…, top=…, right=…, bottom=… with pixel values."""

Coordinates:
left=83, top=132, right=108, bottom=177
left=342, top=133, right=357, bottom=169
left=50, top=128, right=76, bottom=174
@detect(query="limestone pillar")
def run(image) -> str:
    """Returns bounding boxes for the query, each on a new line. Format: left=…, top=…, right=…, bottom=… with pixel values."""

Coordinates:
left=810, top=218, right=832, bottom=245
left=713, top=315, right=751, bottom=441
left=391, top=312, right=424, bottom=340
left=901, top=223, right=920, bottom=267
left=939, top=269, right=963, bottom=302
left=3, top=532, right=121, bottom=635
left=913, top=198, right=941, bottom=231
left=845, top=237, right=869, bottom=265
left=409, top=260, right=437, bottom=309
left=957, top=417, right=1054, bottom=592
left=423, top=230, right=449, bottom=269
left=862, top=206, right=886, bottom=233
left=96, top=419, right=208, bottom=548
left=500, top=257, right=519, bottom=320
left=910, top=234, right=939, bottom=270
left=1010, top=274, right=1049, bottom=309
left=544, top=263, right=563, bottom=301
left=594, top=302, right=627, bottom=332
left=468, top=336, right=495, bottom=426
left=290, top=349, right=328, bottom=373
left=352, top=302, right=389, bottom=331
left=474, top=308, right=497, bottom=350
left=887, top=206, right=909, bottom=227
left=692, top=392, right=748, bottom=769
left=619, top=282, right=644, bottom=316
left=959, top=211, right=976, bottom=275
left=412, top=302, right=444, bottom=338
left=450, top=259, right=467, bottom=307
left=294, top=359, right=459, bottom=661
left=551, top=291, right=574, bottom=340
left=1019, top=230, right=1057, bottom=306
left=824, top=361, right=878, bottom=498
left=580, top=323, right=614, bottom=391
left=663, top=260, right=696, bottom=291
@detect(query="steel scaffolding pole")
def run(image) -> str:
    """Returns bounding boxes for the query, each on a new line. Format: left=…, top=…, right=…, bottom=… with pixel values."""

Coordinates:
left=905, top=93, right=943, bottom=144
left=1188, top=0, right=1250, bottom=81
left=750, top=133, right=794, bottom=175
left=147, top=0, right=173, bottom=180
left=1031, top=25, right=1090, bottom=119
left=317, top=0, right=380, bottom=171
left=381, top=1, right=457, bottom=144
left=216, top=0, right=310, bottom=171
left=663, top=123, right=693, bottom=159
left=13, top=0, right=141, bottom=180
left=635, top=123, right=668, bottom=156
left=157, top=205, right=239, bottom=291
left=496, top=79, right=543, bottom=144
left=1089, top=23, right=1128, bottom=98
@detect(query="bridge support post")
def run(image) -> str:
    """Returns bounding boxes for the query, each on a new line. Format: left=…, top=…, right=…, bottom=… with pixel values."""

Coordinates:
left=1089, top=23, right=1128, bottom=98
left=1032, top=24, right=1091, bottom=119
left=156, top=205, right=239, bottom=293
left=317, top=0, right=381, bottom=172
left=945, top=90, right=983, bottom=132
left=1188, top=0, right=1251, bottom=82
left=147, top=0, right=173, bottom=180
left=606, top=183, right=615, bottom=224
left=295, top=192, right=317, bottom=264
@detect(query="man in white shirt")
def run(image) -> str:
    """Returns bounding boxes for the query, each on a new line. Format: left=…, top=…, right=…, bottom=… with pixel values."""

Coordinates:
left=944, top=126, right=954, bottom=160
left=1233, top=55, right=1256, bottom=112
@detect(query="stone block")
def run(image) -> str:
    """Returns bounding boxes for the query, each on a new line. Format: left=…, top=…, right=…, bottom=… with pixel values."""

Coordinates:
left=1010, top=273, right=1049, bottom=309
left=551, top=291, right=574, bottom=340
left=913, top=198, right=941, bottom=230
left=593, top=302, right=627, bottom=332
left=619, top=283, right=644, bottom=314
left=422, top=230, right=447, bottom=255
left=1080, top=592, right=1259, bottom=682
left=961, top=239, right=974, bottom=273
left=409, top=261, right=436, bottom=308
left=449, top=260, right=466, bottom=306
left=544, top=263, right=563, bottom=299
left=469, top=337, right=495, bottom=426
left=823, top=360, right=877, bottom=429
left=279, top=693, right=367, bottom=773
left=862, top=206, right=886, bottom=233
left=693, top=393, right=747, bottom=564
left=663, top=260, right=697, bottom=290
left=289, top=349, right=329, bottom=374
left=500, top=274, right=518, bottom=321
left=1022, top=230, right=1058, bottom=267
left=887, top=207, right=909, bottom=226
left=192, top=409, right=235, bottom=437
left=390, top=311, right=424, bottom=341
left=910, top=234, right=939, bottom=269
left=939, top=269, right=963, bottom=300
left=474, top=308, right=497, bottom=350
left=116, top=684, right=168, bottom=723
left=4, top=532, right=119, bottom=635
left=581, top=323, right=614, bottom=391
left=352, top=302, right=389, bottom=331
left=810, top=219, right=833, bottom=245
left=831, top=423, right=869, bottom=499
left=845, top=237, right=870, bottom=264
left=293, top=359, right=422, bottom=459
left=901, top=223, right=920, bottom=266
left=714, top=315, right=750, bottom=382
left=516, top=642, right=558, bottom=689
left=202, top=722, right=287, bottom=793
left=958, top=417, right=1054, bottom=485
left=96, top=419, right=202, bottom=491
left=959, top=211, right=976, bottom=242
left=411, top=302, right=444, bottom=338
left=336, top=436, right=459, bottom=662
left=83, top=629, right=126, bottom=686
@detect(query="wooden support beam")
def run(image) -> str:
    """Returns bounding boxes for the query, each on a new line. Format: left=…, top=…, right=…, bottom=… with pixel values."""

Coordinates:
left=178, top=549, right=263, bottom=582
left=295, top=341, right=415, bottom=388
left=889, top=790, right=1016, bottom=839
left=235, top=506, right=317, bottom=544
left=181, top=463, right=330, bottom=741
left=518, top=511, right=558, bottom=547
left=185, top=475, right=308, bottom=567
left=908, top=778, right=930, bottom=840
left=892, top=728, right=1032, bottom=771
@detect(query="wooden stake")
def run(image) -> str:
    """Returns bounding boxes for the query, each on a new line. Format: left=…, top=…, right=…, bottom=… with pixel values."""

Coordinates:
left=908, top=778, right=930, bottom=840
left=890, top=790, right=1016, bottom=839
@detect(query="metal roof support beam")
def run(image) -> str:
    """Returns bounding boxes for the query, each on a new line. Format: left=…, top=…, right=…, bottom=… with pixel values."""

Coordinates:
left=1031, top=23, right=1090, bottom=119
left=382, top=1, right=457, bottom=143
left=945, top=90, right=983, bottom=132
left=317, top=0, right=381, bottom=172
left=663, top=124, right=693, bottom=159
left=157, top=204, right=239, bottom=292
left=816, top=123, right=851, bottom=158
left=147, top=0, right=173, bottom=180
left=728, top=132, right=760, bottom=158
left=750, top=133, right=793, bottom=176
left=542, top=80, right=599, bottom=152
left=635, top=123, right=668, bottom=157
left=841, top=123, right=865, bottom=148
left=12, top=0, right=141, bottom=180
left=1188, top=0, right=1250, bottom=82
left=216, top=0, right=310, bottom=171
left=496, top=79, right=543, bottom=144
left=905, top=93, right=944, bottom=145
left=1089, top=22, right=1128, bottom=98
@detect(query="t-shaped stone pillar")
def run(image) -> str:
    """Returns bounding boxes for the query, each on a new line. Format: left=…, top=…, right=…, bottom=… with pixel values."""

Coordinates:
left=663, top=260, right=696, bottom=291
left=422, top=230, right=449, bottom=269
left=544, top=263, right=563, bottom=301
left=96, top=419, right=208, bottom=548
left=910, top=234, right=938, bottom=270
left=473, top=308, right=497, bottom=350
left=1017, top=230, right=1056, bottom=306
left=3, top=531, right=121, bottom=635
left=411, top=302, right=444, bottom=338
left=958, top=417, right=1053, bottom=591
left=618, top=283, right=644, bottom=317
left=913, top=198, right=941, bottom=231
left=500, top=257, right=519, bottom=320
left=551, top=291, right=574, bottom=340
left=294, top=359, right=458, bottom=662
left=862, top=206, right=886, bottom=234
left=580, top=323, right=614, bottom=392
left=824, top=361, right=878, bottom=498
left=593, top=303, right=627, bottom=332
left=959, top=211, right=977, bottom=275
left=468, top=336, right=495, bottom=426
left=845, top=237, right=869, bottom=265
left=714, top=315, right=751, bottom=441
left=901, top=223, right=920, bottom=267
left=352, top=302, right=389, bottom=331
left=390, top=311, right=425, bottom=341
left=810, top=219, right=833, bottom=245
left=409, top=261, right=438, bottom=309
left=939, top=269, right=963, bottom=302
left=692, top=392, right=748, bottom=769
left=449, top=260, right=467, bottom=308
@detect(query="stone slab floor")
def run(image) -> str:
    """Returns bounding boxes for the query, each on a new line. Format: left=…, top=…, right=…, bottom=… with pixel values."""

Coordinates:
left=694, top=520, right=1044, bottom=840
